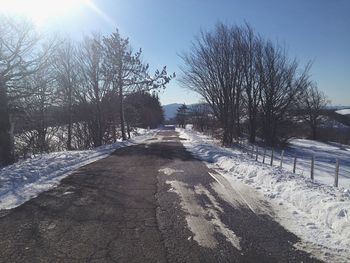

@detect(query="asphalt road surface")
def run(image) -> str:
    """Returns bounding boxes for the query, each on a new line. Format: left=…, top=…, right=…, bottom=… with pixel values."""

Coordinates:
left=0, top=130, right=322, bottom=262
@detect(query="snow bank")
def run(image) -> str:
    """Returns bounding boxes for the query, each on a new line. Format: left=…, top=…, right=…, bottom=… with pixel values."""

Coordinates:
left=0, top=129, right=157, bottom=210
left=178, top=128, right=350, bottom=258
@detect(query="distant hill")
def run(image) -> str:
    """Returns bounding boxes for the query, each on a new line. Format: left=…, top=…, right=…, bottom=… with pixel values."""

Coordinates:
left=162, top=103, right=182, bottom=120
left=325, top=105, right=350, bottom=110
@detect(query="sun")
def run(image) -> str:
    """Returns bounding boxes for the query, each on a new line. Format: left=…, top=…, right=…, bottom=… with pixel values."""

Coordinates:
left=0, top=0, right=91, bottom=26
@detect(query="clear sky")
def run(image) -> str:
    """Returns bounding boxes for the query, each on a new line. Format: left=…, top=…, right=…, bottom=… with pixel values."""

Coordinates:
left=1, top=0, right=349, bottom=106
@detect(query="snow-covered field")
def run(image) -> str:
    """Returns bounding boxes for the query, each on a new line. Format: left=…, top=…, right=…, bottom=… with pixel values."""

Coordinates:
left=178, top=128, right=350, bottom=262
left=0, top=128, right=155, bottom=210
left=285, top=139, right=350, bottom=188
left=239, top=138, right=350, bottom=189
left=336, top=108, right=350, bottom=116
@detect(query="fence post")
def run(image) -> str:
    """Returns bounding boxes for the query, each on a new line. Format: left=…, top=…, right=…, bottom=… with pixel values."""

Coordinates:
left=270, top=148, right=274, bottom=166
left=280, top=150, right=284, bottom=168
left=293, top=157, right=297, bottom=173
left=334, top=159, right=339, bottom=187
left=255, top=147, right=258, bottom=161
left=263, top=148, right=266, bottom=164
left=310, top=155, right=315, bottom=181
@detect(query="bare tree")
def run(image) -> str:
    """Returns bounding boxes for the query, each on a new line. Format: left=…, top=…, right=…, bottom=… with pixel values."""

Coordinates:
left=0, top=20, right=173, bottom=165
left=26, top=61, right=57, bottom=153
left=258, top=41, right=311, bottom=145
left=0, top=16, right=47, bottom=165
left=181, top=22, right=313, bottom=146
left=180, top=23, right=245, bottom=145
left=54, top=37, right=79, bottom=150
left=188, top=103, right=212, bottom=132
left=240, top=25, right=262, bottom=143
left=300, top=84, right=328, bottom=140
left=77, top=34, right=109, bottom=147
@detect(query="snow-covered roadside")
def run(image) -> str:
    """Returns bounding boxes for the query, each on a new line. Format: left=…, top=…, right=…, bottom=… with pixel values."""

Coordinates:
left=178, top=128, right=350, bottom=262
left=0, top=129, right=157, bottom=210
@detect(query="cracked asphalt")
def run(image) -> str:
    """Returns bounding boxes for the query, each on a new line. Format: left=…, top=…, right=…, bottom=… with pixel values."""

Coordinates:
left=0, top=130, right=322, bottom=262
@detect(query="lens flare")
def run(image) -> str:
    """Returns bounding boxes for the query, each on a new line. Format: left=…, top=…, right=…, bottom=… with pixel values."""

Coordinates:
left=0, top=0, right=96, bottom=26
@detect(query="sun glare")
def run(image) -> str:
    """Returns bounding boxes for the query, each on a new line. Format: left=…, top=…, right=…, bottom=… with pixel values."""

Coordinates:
left=0, top=0, right=90, bottom=26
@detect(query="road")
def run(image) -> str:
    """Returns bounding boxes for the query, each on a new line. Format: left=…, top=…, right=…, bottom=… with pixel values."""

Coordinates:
left=0, top=130, right=322, bottom=262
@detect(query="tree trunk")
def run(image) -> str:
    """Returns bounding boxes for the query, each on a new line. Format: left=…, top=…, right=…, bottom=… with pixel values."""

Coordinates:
left=96, top=104, right=102, bottom=147
left=37, top=127, right=46, bottom=153
left=67, top=88, right=73, bottom=150
left=311, top=125, right=317, bottom=140
left=0, top=83, right=15, bottom=166
left=271, top=118, right=278, bottom=146
left=38, top=95, right=47, bottom=153
left=247, top=96, right=258, bottom=143
left=222, top=128, right=231, bottom=146
left=248, top=118, right=256, bottom=143
left=67, top=120, right=72, bottom=150
left=112, top=120, right=117, bottom=143
left=126, top=122, right=131, bottom=139
left=222, top=117, right=234, bottom=146
left=235, top=88, right=241, bottom=139
left=119, top=85, right=127, bottom=140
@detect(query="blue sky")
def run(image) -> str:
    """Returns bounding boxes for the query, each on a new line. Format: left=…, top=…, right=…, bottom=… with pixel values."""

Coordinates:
left=16, top=0, right=350, bottom=105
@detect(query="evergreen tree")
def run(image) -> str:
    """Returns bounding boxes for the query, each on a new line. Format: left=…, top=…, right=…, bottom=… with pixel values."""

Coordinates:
left=103, top=29, right=173, bottom=140
left=125, top=91, right=164, bottom=133
left=176, top=104, right=188, bottom=128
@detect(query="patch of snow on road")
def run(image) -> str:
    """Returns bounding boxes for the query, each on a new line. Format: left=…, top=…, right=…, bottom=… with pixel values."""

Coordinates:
left=168, top=180, right=241, bottom=250
left=209, top=172, right=273, bottom=217
left=158, top=168, right=184, bottom=176
left=0, top=129, right=157, bottom=210
left=178, top=128, right=350, bottom=262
